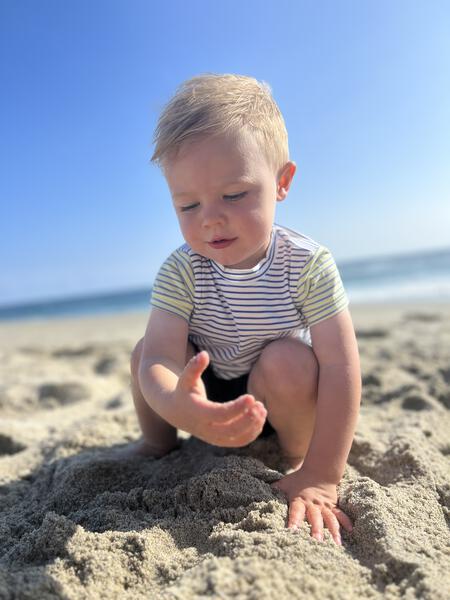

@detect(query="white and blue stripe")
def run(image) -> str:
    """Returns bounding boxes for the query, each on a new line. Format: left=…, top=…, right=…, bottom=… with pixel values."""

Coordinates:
left=151, top=224, right=348, bottom=379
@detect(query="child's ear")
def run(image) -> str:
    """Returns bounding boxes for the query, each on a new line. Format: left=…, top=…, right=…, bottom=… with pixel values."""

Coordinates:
left=277, top=161, right=296, bottom=201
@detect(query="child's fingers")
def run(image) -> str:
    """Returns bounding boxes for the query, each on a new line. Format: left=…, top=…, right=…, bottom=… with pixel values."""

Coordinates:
left=179, top=351, right=210, bottom=387
left=286, top=498, right=306, bottom=530
left=331, top=507, right=353, bottom=532
left=322, top=509, right=342, bottom=545
left=205, top=394, right=262, bottom=422
left=210, top=400, right=266, bottom=435
left=306, top=504, right=324, bottom=542
left=208, top=424, right=262, bottom=448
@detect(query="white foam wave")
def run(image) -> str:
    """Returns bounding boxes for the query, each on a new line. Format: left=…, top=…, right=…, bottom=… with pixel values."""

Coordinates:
left=346, top=274, right=450, bottom=303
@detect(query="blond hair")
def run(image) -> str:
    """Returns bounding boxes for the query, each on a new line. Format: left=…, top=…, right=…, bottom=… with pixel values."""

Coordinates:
left=150, top=73, right=289, bottom=175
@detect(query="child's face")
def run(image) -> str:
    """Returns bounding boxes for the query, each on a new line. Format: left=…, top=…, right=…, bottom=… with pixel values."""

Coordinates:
left=164, top=132, right=295, bottom=269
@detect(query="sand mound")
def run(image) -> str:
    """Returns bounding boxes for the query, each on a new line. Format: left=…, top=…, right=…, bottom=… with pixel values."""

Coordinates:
left=0, top=306, right=449, bottom=599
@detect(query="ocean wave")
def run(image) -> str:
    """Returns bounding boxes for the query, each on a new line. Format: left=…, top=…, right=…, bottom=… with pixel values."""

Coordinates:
left=346, top=273, right=450, bottom=303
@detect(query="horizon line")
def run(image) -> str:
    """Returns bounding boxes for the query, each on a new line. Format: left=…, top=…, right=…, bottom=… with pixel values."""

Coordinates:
left=1, top=243, right=450, bottom=311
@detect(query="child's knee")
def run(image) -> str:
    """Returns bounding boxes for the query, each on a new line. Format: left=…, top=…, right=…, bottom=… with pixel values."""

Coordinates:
left=258, top=338, right=319, bottom=388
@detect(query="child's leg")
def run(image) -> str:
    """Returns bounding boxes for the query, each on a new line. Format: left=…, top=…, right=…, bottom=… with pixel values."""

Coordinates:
left=247, top=338, right=319, bottom=469
left=121, top=337, right=196, bottom=458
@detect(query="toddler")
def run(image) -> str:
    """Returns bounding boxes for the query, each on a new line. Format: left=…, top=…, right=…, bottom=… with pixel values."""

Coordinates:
left=126, top=74, right=361, bottom=546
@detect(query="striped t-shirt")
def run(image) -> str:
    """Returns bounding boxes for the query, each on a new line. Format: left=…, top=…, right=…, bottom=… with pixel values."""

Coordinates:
left=150, top=224, right=349, bottom=379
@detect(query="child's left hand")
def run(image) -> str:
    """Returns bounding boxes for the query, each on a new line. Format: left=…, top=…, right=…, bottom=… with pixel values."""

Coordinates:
left=271, top=468, right=353, bottom=546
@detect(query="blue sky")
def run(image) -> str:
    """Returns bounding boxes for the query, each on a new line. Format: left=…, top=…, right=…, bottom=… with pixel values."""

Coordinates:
left=1, top=0, right=449, bottom=305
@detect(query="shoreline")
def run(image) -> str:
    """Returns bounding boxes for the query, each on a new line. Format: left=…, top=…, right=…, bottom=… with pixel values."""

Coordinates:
left=0, top=300, right=449, bottom=351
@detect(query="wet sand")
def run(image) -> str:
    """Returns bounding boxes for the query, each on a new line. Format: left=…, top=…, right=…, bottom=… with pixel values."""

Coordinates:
left=0, top=303, right=449, bottom=599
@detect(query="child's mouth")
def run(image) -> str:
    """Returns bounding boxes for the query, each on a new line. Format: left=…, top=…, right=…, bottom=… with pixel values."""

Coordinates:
left=208, top=238, right=237, bottom=249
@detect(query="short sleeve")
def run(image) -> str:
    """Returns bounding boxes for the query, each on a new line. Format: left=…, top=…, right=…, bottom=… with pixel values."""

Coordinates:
left=150, top=248, right=195, bottom=322
left=294, top=246, right=349, bottom=327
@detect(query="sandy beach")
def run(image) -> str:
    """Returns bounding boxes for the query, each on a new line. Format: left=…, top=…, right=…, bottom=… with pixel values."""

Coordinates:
left=0, top=302, right=449, bottom=599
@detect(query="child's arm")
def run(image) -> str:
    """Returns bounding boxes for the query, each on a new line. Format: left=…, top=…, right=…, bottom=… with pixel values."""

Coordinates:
left=272, top=308, right=361, bottom=544
left=139, top=308, right=267, bottom=447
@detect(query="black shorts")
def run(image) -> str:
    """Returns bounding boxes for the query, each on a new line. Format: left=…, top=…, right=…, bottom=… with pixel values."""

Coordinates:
left=194, top=345, right=275, bottom=439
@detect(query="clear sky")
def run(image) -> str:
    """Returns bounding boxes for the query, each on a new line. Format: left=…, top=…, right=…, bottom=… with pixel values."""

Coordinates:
left=1, top=0, right=449, bottom=305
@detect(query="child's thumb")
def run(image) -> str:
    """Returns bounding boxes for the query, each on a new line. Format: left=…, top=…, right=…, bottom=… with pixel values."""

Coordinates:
left=181, top=350, right=209, bottom=385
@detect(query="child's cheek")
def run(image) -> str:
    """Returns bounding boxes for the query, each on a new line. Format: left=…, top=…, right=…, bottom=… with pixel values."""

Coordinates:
left=179, top=217, right=197, bottom=242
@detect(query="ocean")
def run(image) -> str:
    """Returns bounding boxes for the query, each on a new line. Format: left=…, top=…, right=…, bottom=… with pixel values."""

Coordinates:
left=1, top=247, right=449, bottom=322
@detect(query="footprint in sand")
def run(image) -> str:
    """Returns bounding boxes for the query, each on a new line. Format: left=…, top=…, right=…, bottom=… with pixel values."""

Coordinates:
left=356, top=329, right=389, bottom=339
left=439, top=444, right=450, bottom=456
left=403, top=312, right=443, bottom=323
left=38, top=383, right=90, bottom=407
left=401, top=394, right=434, bottom=411
left=94, top=356, right=119, bottom=375
left=105, top=395, right=123, bottom=409
left=0, top=433, right=26, bottom=456
left=52, top=346, right=96, bottom=358
left=362, top=373, right=382, bottom=387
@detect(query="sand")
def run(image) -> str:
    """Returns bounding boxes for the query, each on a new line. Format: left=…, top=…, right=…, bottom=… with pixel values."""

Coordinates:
left=0, top=303, right=449, bottom=599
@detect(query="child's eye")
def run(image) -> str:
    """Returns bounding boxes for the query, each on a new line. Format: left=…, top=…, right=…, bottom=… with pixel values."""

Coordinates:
left=224, top=192, right=247, bottom=201
left=180, top=203, right=199, bottom=212
left=179, top=192, right=246, bottom=212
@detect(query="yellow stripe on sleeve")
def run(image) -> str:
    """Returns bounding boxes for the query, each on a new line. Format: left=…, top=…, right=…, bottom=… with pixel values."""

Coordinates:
left=295, top=246, right=349, bottom=326
left=150, top=249, right=194, bottom=322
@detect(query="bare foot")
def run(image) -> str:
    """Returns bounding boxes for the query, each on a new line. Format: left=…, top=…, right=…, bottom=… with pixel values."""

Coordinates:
left=114, top=439, right=179, bottom=460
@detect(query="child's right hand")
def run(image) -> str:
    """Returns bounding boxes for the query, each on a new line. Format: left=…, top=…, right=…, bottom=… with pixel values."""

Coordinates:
left=170, top=351, right=267, bottom=447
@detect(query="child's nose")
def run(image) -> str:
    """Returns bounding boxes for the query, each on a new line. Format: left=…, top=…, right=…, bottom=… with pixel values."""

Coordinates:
left=201, top=205, right=226, bottom=227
